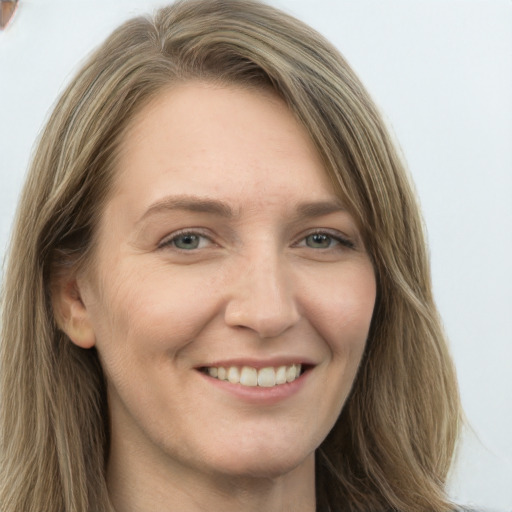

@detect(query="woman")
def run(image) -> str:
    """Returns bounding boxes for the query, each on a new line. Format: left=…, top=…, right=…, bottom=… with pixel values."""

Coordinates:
left=0, top=0, right=462, bottom=510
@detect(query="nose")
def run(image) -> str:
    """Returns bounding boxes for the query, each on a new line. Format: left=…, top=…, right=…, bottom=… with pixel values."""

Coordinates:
left=224, top=251, right=300, bottom=339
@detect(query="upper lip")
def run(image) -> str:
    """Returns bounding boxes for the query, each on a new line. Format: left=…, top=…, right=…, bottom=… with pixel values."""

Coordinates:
left=197, top=357, right=317, bottom=370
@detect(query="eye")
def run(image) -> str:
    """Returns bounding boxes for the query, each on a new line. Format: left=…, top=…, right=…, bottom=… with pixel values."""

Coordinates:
left=304, top=233, right=336, bottom=249
left=296, top=231, right=355, bottom=251
left=159, top=231, right=211, bottom=251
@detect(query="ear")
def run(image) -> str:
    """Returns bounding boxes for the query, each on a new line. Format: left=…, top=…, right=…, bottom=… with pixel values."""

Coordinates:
left=51, top=273, right=96, bottom=349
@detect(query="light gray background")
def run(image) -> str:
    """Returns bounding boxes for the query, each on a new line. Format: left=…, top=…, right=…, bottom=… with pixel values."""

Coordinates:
left=1, top=1, right=511, bottom=509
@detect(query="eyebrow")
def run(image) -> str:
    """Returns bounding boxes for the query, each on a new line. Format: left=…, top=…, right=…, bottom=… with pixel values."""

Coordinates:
left=294, top=200, right=346, bottom=218
left=136, top=194, right=346, bottom=225
left=137, top=195, right=235, bottom=224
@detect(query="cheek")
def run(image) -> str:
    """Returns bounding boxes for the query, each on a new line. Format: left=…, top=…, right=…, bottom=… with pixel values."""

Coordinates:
left=304, top=262, right=376, bottom=358
left=89, top=260, right=220, bottom=359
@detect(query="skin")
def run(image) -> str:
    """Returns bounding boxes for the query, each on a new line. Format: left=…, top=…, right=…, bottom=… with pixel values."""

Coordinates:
left=56, top=83, right=376, bottom=512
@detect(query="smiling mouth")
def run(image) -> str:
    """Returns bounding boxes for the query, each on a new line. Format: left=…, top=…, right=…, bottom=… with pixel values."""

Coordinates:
left=200, top=364, right=306, bottom=388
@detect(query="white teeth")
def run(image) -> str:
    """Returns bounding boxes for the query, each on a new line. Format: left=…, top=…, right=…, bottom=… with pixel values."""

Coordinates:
left=217, top=367, right=227, bottom=380
left=275, top=365, right=287, bottom=385
left=205, top=364, right=303, bottom=387
left=227, top=366, right=240, bottom=383
left=258, top=367, right=276, bottom=387
left=240, top=366, right=258, bottom=386
left=286, top=364, right=299, bottom=383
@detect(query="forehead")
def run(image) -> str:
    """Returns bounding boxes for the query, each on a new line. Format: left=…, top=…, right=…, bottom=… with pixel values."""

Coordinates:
left=110, top=82, right=340, bottom=221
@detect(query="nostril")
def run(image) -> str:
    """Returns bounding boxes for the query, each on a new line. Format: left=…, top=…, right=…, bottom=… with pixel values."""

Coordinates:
left=224, top=300, right=300, bottom=339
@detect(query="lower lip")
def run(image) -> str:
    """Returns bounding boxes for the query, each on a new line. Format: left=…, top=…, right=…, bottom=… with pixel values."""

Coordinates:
left=198, top=369, right=311, bottom=405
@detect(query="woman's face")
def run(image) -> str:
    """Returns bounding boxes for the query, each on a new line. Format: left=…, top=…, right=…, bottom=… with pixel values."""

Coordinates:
left=75, top=83, right=376, bottom=481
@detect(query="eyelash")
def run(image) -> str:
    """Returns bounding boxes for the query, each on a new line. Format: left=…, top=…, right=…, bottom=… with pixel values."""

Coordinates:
left=158, top=228, right=355, bottom=253
left=295, top=230, right=355, bottom=251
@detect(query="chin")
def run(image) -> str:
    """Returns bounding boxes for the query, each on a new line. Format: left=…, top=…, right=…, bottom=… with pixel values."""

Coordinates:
left=202, top=442, right=315, bottom=480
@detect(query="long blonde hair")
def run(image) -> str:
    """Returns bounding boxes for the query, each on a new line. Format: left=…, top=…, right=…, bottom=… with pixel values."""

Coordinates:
left=0, top=1, right=461, bottom=511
